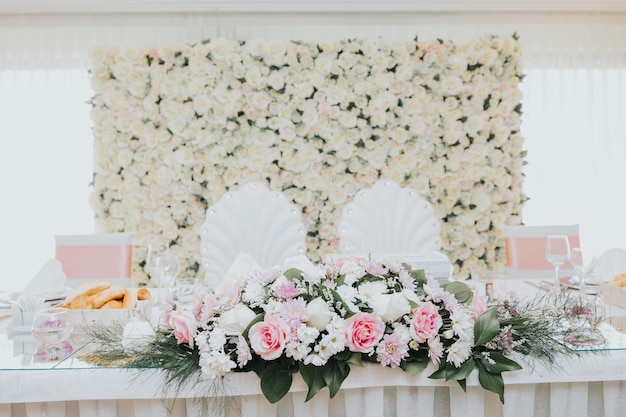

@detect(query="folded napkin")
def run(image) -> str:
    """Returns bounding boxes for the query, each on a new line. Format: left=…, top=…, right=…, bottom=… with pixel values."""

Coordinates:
left=223, top=253, right=262, bottom=284
left=595, top=249, right=626, bottom=281
left=23, top=259, right=67, bottom=297
left=12, top=260, right=68, bottom=327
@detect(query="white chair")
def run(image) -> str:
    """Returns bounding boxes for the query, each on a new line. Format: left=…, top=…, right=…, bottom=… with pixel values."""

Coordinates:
left=337, top=180, right=444, bottom=269
left=501, top=225, right=580, bottom=279
left=54, top=233, right=134, bottom=287
left=200, top=182, right=307, bottom=287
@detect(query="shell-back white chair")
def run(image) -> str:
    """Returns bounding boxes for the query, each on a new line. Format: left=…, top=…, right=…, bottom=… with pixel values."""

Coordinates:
left=200, top=182, right=307, bottom=287
left=338, top=180, right=442, bottom=255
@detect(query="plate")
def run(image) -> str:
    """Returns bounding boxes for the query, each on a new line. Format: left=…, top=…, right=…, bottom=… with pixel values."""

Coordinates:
left=0, top=287, right=73, bottom=307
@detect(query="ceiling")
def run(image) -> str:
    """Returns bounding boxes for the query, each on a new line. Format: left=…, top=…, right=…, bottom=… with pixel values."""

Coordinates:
left=1, top=0, right=625, bottom=14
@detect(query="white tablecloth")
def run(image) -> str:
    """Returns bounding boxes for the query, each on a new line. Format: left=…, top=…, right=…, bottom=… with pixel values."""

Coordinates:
left=1, top=350, right=625, bottom=417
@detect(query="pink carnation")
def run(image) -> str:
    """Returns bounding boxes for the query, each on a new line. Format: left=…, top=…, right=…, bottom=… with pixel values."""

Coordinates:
left=248, top=315, right=290, bottom=360
left=409, top=302, right=443, bottom=343
left=376, top=333, right=409, bottom=368
left=236, top=335, right=252, bottom=367
left=273, top=281, right=303, bottom=300
left=169, top=309, right=198, bottom=349
left=344, top=312, right=385, bottom=354
left=364, top=260, right=388, bottom=277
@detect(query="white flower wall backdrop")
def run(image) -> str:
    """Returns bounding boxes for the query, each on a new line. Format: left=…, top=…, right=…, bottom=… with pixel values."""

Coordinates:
left=88, top=34, right=525, bottom=286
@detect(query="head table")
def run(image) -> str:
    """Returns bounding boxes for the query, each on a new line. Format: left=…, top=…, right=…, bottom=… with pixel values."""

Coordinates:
left=1, top=279, right=625, bottom=417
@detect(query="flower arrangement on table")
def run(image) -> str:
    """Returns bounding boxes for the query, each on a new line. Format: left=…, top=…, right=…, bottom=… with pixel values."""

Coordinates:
left=84, top=256, right=604, bottom=404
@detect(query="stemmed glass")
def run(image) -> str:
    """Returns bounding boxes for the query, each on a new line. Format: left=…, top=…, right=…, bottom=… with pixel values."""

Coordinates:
left=146, top=243, right=166, bottom=280
left=545, top=235, right=571, bottom=296
left=156, top=249, right=180, bottom=299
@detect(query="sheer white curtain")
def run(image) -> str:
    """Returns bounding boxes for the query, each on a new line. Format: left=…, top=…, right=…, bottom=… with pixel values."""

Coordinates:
left=0, top=70, right=93, bottom=290
left=521, top=68, right=626, bottom=260
left=0, top=14, right=624, bottom=290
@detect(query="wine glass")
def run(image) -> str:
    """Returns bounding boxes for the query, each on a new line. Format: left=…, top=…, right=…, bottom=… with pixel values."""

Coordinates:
left=146, top=243, right=166, bottom=280
left=570, top=247, right=587, bottom=295
left=545, top=235, right=571, bottom=296
left=156, top=250, right=180, bottom=297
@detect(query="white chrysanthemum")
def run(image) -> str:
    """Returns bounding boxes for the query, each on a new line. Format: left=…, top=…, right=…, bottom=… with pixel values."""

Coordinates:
left=336, top=285, right=358, bottom=312
left=316, top=331, right=345, bottom=361
left=286, top=341, right=313, bottom=361
left=208, top=327, right=227, bottom=351
left=199, top=350, right=237, bottom=377
left=450, top=309, right=474, bottom=341
left=297, top=323, right=321, bottom=345
left=242, top=280, right=266, bottom=305
left=357, top=281, right=387, bottom=304
left=391, top=323, right=411, bottom=344
left=446, top=339, right=473, bottom=368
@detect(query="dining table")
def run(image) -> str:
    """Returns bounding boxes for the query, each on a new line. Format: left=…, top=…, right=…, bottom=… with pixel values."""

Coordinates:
left=1, top=278, right=625, bottom=417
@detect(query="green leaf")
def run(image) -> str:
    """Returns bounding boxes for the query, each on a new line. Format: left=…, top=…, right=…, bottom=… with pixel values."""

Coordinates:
left=242, top=354, right=267, bottom=377
left=401, top=359, right=428, bottom=376
left=443, top=281, right=473, bottom=304
left=330, top=289, right=356, bottom=316
left=283, top=268, right=304, bottom=281
left=457, top=378, right=467, bottom=392
left=476, top=361, right=505, bottom=403
left=479, top=353, right=522, bottom=373
left=429, top=358, right=476, bottom=382
left=242, top=314, right=265, bottom=338
left=260, top=362, right=293, bottom=403
left=346, top=352, right=363, bottom=367
left=321, top=359, right=351, bottom=399
left=410, top=269, right=427, bottom=284
left=299, top=364, right=326, bottom=401
left=474, top=308, right=501, bottom=346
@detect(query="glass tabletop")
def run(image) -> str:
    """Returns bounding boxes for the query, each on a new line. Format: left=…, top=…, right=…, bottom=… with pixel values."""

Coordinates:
left=1, top=279, right=626, bottom=371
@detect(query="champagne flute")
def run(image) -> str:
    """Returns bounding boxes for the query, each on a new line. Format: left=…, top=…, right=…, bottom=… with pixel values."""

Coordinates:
left=570, top=247, right=586, bottom=295
left=545, top=235, right=571, bottom=296
left=156, top=250, right=180, bottom=298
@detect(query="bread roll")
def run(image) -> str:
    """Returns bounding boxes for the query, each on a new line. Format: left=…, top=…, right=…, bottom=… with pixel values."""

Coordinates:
left=613, top=273, right=626, bottom=288
left=137, top=288, right=151, bottom=300
left=90, top=285, right=127, bottom=309
left=68, top=294, right=95, bottom=309
left=62, top=280, right=111, bottom=306
left=122, top=290, right=137, bottom=309
left=101, top=299, right=124, bottom=309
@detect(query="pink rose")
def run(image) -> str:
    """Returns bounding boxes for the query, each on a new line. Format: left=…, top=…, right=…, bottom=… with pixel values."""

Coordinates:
left=344, top=312, right=385, bottom=353
left=248, top=315, right=290, bottom=360
left=409, top=302, right=443, bottom=343
left=168, top=309, right=198, bottom=349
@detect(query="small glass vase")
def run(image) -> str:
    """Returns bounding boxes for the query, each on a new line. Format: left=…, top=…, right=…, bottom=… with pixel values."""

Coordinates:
left=31, top=307, right=73, bottom=361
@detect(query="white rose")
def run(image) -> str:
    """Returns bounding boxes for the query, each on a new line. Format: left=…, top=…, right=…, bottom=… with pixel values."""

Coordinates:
left=219, top=304, right=257, bottom=335
left=369, top=293, right=411, bottom=322
left=306, top=298, right=334, bottom=331
left=122, top=318, right=156, bottom=352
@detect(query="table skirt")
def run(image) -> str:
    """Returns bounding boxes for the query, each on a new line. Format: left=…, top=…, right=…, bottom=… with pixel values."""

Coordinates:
left=2, top=352, right=625, bottom=417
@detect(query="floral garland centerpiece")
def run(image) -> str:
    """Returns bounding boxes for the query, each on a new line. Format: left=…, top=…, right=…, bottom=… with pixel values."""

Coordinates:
left=85, top=256, right=603, bottom=404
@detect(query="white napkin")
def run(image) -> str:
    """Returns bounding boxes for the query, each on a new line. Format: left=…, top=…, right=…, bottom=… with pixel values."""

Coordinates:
left=224, top=253, right=262, bottom=282
left=282, top=255, right=325, bottom=278
left=596, top=249, right=626, bottom=281
left=23, top=259, right=67, bottom=297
